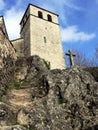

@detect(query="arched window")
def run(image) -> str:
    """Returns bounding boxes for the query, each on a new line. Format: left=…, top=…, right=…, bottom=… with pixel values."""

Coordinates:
left=38, top=11, right=43, bottom=19
left=47, top=14, right=52, bottom=22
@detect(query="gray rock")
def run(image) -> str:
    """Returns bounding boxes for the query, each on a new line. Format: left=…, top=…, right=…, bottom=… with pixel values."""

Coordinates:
left=16, top=64, right=98, bottom=130
left=0, top=56, right=98, bottom=130
left=0, top=102, right=16, bottom=126
left=0, top=25, right=16, bottom=96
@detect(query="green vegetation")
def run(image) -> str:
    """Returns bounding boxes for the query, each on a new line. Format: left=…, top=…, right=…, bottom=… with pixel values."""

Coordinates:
left=1, top=80, right=31, bottom=96
left=0, top=97, right=3, bottom=102
left=2, top=80, right=30, bottom=95
left=8, top=80, right=21, bottom=90
left=20, top=81, right=30, bottom=86
left=2, top=80, right=21, bottom=95
left=43, top=59, right=51, bottom=70
left=2, top=89, right=8, bottom=95
left=58, top=98, right=64, bottom=104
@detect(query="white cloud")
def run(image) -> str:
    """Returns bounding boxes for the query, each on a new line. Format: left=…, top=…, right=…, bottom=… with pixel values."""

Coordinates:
left=2, top=0, right=25, bottom=40
left=63, top=0, right=83, bottom=11
left=4, top=7, right=24, bottom=40
left=61, top=26, right=96, bottom=42
left=48, top=0, right=83, bottom=11
left=0, top=0, right=5, bottom=10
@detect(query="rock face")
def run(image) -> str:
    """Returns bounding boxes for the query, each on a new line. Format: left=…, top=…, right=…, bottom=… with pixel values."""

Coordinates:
left=0, top=55, right=98, bottom=130
left=0, top=16, right=16, bottom=96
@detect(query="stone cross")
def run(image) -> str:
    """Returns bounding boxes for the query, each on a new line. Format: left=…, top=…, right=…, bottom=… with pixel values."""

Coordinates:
left=66, top=50, right=76, bottom=66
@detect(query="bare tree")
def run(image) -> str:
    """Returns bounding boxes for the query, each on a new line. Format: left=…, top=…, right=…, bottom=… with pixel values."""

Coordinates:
left=96, top=47, right=98, bottom=58
left=74, top=50, right=90, bottom=66
left=71, top=49, right=97, bottom=67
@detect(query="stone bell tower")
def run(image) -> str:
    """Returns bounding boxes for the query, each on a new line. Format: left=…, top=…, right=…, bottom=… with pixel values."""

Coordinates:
left=20, top=4, right=65, bottom=69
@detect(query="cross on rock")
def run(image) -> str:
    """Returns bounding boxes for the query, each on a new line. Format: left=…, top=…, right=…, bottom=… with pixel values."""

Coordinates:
left=66, top=50, right=76, bottom=67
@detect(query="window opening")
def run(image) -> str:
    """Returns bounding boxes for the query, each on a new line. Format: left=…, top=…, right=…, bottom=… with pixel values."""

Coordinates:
left=44, top=36, right=47, bottom=43
left=47, top=14, right=52, bottom=22
left=38, top=11, right=43, bottom=19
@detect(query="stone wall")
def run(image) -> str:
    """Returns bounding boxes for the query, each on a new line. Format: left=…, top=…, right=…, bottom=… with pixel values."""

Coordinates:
left=20, top=15, right=31, bottom=56
left=30, top=15, right=65, bottom=69
left=11, top=38, right=24, bottom=57
left=0, top=16, right=16, bottom=95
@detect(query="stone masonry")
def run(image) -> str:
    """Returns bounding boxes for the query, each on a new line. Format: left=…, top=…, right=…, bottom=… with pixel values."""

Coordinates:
left=0, top=16, right=16, bottom=66
left=12, top=4, right=66, bottom=69
left=0, top=16, right=16, bottom=96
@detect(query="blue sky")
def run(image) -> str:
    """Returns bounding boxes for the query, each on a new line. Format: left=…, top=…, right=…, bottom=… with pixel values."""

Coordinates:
left=0, top=0, right=98, bottom=59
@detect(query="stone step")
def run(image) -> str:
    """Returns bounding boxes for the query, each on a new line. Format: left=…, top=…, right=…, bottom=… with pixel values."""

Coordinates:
left=8, top=96, right=32, bottom=102
left=8, top=89, right=31, bottom=97
left=8, top=99, right=33, bottom=108
left=8, top=93, right=32, bottom=101
left=7, top=89, right=32, bottom=100
left=0, top=125, right=26, bottom=130
left=4, top=88, right=33, bottom=109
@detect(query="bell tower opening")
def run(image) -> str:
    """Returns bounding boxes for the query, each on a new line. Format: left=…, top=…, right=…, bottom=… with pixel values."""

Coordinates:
left=38, top=11, right=43, bottom=19
left=47, top=14, right=52, bottom=22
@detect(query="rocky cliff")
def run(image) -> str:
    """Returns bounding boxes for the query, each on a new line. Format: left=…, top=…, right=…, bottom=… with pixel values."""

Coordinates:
left=0, top=55, right=98, bottom=130
left=0, top=18, right=16, bottom=96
